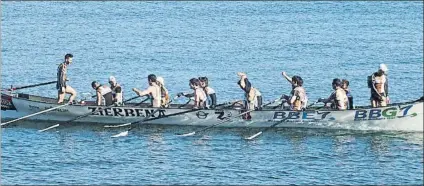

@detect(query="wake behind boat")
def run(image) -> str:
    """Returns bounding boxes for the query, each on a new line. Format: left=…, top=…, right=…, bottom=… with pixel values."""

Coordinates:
left=2, top=92, right=423, bottom=131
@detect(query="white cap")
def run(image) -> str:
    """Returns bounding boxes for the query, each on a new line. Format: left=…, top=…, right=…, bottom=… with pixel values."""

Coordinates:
left=379, top=64, right=388, bottom=72
left=157, top=76, right=164, bottom=86
left=109, top=76, right=116, bottom=83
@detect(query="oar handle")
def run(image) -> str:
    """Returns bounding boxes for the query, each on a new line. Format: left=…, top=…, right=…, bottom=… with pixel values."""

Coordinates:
left=8, top=81, right=57, bottom=91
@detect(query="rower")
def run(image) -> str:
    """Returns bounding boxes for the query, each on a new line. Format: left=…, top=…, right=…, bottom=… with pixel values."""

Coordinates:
left=156, top=76, right=170, bottom=108
left=56, top=53, right=77, bottom=104
left=319, top=78, right=348, bottom=110
left=281, top=71, right=308, bottom=110
left=368, top=64, right=389, bottom=107
left=189, top=78, right=207, bottom=109
left=342, top=79, right=353, bottom=109
left=132, top=74, right=161, bottom=108
left=199, top=76, right=217, bottom=108
left=108, top=76, right=123, bottom=106
left=237, top=72, right=262, bottom=112
left=91, top=81, right=114, bottom=106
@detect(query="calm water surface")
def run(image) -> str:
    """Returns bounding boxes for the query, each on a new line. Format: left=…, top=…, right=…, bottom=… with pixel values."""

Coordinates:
left=1, top=1, right=423, bottom=185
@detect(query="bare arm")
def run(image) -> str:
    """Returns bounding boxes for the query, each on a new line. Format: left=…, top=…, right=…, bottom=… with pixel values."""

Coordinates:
left=96, top=91, right=102, bottom=106
left=133, top=87, right=152, bottom=97
left=282, top=71, right=292, bottom=84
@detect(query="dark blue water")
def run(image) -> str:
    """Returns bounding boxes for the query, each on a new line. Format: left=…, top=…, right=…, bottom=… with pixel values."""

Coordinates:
left=1, top=1, right=423, bottom=185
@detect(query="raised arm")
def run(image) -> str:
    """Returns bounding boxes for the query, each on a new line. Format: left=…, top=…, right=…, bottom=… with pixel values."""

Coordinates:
left=282, top=71, right=292, bottom=84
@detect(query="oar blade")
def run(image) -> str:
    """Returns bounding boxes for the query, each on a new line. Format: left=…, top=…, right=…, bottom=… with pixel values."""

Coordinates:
left=104, top=122, right=131, bottom=128
left=111, top=130, right=128, bottom=138
left=38, top=124, right=60, bottom=132
left=245, top=131, right=263, bottom=140
left=177, top=131, right=196, bottom=137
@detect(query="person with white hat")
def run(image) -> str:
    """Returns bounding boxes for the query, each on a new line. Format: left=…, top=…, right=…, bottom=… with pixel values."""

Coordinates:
left=156, top=76, right=170, bottom=107
left=108, top=76, right=123, bottom=106
left=368, top=63, right=389, bottom=107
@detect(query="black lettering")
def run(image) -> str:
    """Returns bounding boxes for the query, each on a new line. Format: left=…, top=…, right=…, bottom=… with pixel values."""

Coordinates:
left=98, top=108, right=105, bottom=116
left=135, top=109, right=145, bottom=117
left=124, top=108, right=136, bottom=117
left=145, top=109, right=157, bottom=117
left=104, top=108, right=112, bottom=116
left=159, top=110, right=166, bottom=117
left=317, top=111, right=331, bottom=119
left=215, top=110, right=225, bottom=120
left=112, top=108, right=124, bottom=116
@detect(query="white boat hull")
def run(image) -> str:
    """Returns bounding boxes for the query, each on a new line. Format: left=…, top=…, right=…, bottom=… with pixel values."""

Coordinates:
left=2, top=95, right=423, bottom=131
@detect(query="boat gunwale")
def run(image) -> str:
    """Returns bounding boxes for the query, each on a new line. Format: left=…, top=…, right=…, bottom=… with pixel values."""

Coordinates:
left=9, top=93, right=424, bottom=112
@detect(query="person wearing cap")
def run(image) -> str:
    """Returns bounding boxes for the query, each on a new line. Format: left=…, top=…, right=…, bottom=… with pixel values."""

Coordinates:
left=281, top=71, right=308, bottom=110
left=132, top=74, right=162, bottom=108
left=368, top=64, right=389, bottom=107
left=108, top=76, right=123, bottom=106
left=57, top=53, right=77, bottom=104
left=199, top=76, right=217, bottom=108
left=156, top=76, right=170, bottom=107
left=318, top=78, right=348, bottom=110
left=91, top=81, right=114, bottom=106
left=237, top=72, right=262, bottom=119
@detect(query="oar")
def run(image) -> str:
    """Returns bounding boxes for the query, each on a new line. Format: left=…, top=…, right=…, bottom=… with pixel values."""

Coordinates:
left=1, top=102, right=71, bottom=127
left=177, top=98, right=281, bottom=137
left=38, top=96, right=143, bottom=132
left=109, top=101, right=235, bottom=138
left=6, top=81, right=57, bottom=91
left=244, top=117, right=290, bottom=140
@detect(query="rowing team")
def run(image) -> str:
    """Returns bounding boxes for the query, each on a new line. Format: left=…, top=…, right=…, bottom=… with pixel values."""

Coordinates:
left=56, top=54, right=390, bottom=110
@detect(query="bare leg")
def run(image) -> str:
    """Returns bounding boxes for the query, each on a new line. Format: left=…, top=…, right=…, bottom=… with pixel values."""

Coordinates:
left=58, top=91, right=65, bottom=103
left=371, top=100, right=377, bottom=108
left=65, top=86, right=77, bottom=103
left=380, top=96, right=387, bottom=107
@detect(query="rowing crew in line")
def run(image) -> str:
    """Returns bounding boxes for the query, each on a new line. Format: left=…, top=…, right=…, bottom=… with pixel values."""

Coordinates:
left=56, top=53, right=389, bottom=110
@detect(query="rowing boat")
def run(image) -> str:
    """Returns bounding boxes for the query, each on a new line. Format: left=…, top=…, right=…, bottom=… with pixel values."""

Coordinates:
left=1, top=92, right=423, bottom=131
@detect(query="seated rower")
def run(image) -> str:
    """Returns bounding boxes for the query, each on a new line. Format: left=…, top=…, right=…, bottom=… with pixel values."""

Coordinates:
left=189, top=78, right=207, bottom=109
left=91, top=81, right=114, bottom=106
left=237, top=72, right=262, bottom=111
left=368, top=64, right=389, bottom=107
left=199, top=76, right=217, bottom=108
left=132, top=74, right=162, bottom=108
left=319, top=78, right=348, bottom=110
left=156, top=76, right=170, bottom=108
left=281, top=71, right=308, bottom=110
left=108, top=76, right=123, bottom=106
left=342, top=79, right=353, bottom=109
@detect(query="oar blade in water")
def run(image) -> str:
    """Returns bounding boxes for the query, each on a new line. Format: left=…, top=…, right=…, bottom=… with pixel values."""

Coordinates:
left=177, top=131, right=196, bottom=137
left=38, top=124, right=60, bottom=132
left=111, top=131, right=128, bottom=138
left=245, top=131, right=263, bottom=140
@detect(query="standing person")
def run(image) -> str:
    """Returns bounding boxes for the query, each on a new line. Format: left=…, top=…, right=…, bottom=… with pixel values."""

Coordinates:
left=56, top=53, right=77, bottom=104
left=108, top=76, right=123, bottom=106
left=132, top=74, right=161, bottom=108
left=91, top=81, right=114, bottom=106
left=319, top=78, right=348, bottom=110
left=237, top=72, right=262, bottom=113
left=188, top=78, right=207, bottom=109
left=156, top=76, right=170, bottom=107
left=342, top=79, right=353, bottom=109
left=199, top=76, right=217, bottom=108
left=368, top=64, right=389, bottom=107
left=281, top=71, right=308, bottom=110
